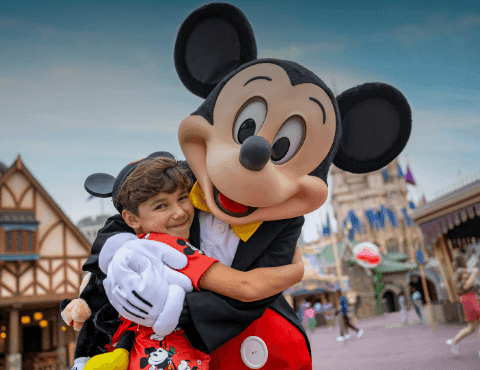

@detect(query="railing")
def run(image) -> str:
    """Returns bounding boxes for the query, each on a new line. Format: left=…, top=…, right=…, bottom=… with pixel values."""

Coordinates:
left=432, top=172, right=480, bottom=199
left=24, top=352, right=65, bottom=370
left=33, top=361, right=64, bottom=370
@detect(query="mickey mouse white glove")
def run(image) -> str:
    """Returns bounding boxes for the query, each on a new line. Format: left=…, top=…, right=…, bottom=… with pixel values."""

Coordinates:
left=72, top=357, right=90, bottom=370
left=99, top=234, right=193, bottom=291
left=104, top=246, right=192, bottom=334
left=100, top=234, right=193, bottom=334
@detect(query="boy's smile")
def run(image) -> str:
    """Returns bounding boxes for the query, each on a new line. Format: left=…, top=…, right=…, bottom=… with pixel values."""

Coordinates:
left=124, top=187, right=194, bottom=240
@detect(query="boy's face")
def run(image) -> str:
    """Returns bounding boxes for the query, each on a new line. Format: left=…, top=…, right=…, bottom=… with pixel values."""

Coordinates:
left=125, top=187, right=194, bottom=240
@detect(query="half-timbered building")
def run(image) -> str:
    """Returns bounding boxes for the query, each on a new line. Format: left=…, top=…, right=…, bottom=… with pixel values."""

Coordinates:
left=0, top=156, right=91, bottom=370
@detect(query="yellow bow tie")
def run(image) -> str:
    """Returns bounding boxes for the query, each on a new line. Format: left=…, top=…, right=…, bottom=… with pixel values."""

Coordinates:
left=189, top=182, right=262, bottom=242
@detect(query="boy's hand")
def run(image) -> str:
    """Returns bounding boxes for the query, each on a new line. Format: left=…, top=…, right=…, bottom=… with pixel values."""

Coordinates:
left=103, top=246, right=192, bottom=333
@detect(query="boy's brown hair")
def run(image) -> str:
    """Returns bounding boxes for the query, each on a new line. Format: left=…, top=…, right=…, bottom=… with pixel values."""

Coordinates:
left=115, top=157, right=193, bottom=215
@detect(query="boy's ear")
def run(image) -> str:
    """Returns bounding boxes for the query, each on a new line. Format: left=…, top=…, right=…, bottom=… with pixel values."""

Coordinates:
left=122, top=210, right=140, bottom=230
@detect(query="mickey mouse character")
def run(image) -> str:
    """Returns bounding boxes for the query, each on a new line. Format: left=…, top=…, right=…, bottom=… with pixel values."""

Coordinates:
left=83, top=3, right=412, bottom=369
left=178, top=360, right=202, bottom=370
left=140, top=347, right=177, bottom=370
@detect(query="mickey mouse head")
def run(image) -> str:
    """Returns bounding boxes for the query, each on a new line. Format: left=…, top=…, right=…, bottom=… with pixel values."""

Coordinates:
left=140, top=347, right=175, bottom=370
left=175, top=3, right=411, bottom=226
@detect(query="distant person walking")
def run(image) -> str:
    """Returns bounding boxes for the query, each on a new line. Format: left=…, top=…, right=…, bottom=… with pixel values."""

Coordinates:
left=446, top=254, right=480, bottom=356
left=398, top=293, right=408, bottom=324
left=355, top=294, right=362, bottom=318
left=410, top=285, right=423, bottom=324
left=336, top=296, right=363, bottom=342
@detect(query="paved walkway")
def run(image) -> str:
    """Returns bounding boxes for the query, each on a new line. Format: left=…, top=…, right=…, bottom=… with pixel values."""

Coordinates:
left=308, top=310, right=480, bottom=370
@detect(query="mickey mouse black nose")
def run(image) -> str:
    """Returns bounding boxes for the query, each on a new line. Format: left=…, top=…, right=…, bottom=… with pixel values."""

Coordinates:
left=239, top=136, right=271, bottom=171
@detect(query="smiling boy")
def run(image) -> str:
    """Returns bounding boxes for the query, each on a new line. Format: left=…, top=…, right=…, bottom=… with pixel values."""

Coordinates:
left=80, top=155, right=304, bottom=370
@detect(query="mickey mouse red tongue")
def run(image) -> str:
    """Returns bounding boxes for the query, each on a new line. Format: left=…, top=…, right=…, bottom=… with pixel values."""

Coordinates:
left=213, top=187, right=257, bottom=218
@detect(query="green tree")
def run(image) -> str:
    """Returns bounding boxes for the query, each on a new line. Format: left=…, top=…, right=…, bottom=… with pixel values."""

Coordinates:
left=373, top=269, right=385, bottom=314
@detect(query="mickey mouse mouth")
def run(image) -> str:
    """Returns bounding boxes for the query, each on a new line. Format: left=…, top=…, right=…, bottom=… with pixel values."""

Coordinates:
left=213, top=186, right=258, bottom=218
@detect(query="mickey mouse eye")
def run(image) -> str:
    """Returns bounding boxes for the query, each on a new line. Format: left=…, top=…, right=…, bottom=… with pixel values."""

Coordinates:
left=271, top=116, right=305, bottom=164
left=233, top=98, right=267, bottom=144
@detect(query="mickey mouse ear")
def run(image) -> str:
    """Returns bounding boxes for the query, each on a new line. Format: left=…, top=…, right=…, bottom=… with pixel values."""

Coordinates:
left=147, top=152, right=175, bottom=160
left=174, top=3, right=257, bottom=99
left=333, top=83, right=411, bottom=174
left=84, top=173, right=116, bottom=198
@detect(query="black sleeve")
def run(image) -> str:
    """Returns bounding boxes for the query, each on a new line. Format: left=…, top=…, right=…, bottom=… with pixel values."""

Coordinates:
left=82, top=214, right=135, bottom=276
left=60, top=299, right=72, bottom=312
left=79, top=273, right=110, bottom=313
left=179, top=216, right=304, bottom=354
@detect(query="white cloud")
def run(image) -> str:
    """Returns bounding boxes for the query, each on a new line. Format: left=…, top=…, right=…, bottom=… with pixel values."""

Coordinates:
left=390, top=13, right=480, bottom=48
left=259, top=41, right=348, bottom=61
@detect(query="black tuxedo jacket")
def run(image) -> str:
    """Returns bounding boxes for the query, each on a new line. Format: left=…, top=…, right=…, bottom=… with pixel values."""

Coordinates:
left=84, top=203, right=310, bottom=356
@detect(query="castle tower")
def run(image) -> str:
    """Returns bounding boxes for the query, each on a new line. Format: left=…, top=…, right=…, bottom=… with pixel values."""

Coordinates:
left=330, top=157, right=426, bottom=262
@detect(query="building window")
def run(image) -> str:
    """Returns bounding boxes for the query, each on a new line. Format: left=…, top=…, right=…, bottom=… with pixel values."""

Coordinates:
left=26, top=231, right=35, bottom=252
left=17, top=231, right=24, bottom=252
left=6, top=231, right=14, bottom=252
left=3, top=230, right=36, bottom=253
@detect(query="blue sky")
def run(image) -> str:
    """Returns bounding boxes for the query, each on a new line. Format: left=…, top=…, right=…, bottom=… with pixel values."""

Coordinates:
left=1, top=0, right=479, bottom=242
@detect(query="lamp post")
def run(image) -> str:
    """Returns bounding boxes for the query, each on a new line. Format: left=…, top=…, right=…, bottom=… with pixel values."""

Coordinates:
left=417, top=249, right=436, bottom=333
left=331, top=227, right=347, bottom=339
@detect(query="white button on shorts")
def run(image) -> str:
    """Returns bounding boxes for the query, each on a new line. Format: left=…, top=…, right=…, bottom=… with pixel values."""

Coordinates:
left=240, top=336, right=268, bottom=369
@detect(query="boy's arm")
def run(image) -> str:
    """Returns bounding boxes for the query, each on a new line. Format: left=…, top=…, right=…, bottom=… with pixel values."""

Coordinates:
left=144, top=233, right=303, bottom=302
left=179, top=216, right=304, bottom=354
left=199, top=245, right=304, bottom=302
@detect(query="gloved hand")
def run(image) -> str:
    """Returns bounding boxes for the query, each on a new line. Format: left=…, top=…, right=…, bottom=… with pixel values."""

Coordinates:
left=99, top=234, right=191, bottom=280
left=103, top=246, right=192, bottom=335
left=72, top=357, right=90, bottom=370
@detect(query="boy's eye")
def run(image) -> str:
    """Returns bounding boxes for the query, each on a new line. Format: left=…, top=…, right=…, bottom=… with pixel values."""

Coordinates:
left=155, top=204, right=166, bottom=210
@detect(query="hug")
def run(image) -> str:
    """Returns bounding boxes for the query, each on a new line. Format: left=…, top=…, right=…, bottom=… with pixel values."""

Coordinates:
left=65, top=3, right=412, bottom=369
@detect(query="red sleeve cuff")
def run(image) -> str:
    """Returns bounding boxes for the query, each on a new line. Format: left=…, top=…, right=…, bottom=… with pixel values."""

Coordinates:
left=140, top=232, right=219, bottom=291
left=179, top=254, right=218, bottom=291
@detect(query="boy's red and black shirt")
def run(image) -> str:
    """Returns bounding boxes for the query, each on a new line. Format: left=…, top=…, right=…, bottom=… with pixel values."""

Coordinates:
left=137, top=232, right=218, bottom=291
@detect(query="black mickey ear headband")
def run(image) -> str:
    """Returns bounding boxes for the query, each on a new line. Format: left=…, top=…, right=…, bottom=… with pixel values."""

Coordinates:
left=84, top=152, right=176, bottom=213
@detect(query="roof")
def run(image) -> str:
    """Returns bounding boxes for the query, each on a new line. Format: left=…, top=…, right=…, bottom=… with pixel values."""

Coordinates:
left=0, top=161, right=8, bottom=177
left=373, top=257, right=417, bottom=273
left=384, top=251, right=409, bottom=262
left=0, top=155, right=92, bottom=248
left=315, top=242, right=348, bottom=265
left=0, top=210, right=38, bottom=224
left=412, top=178, right=480, bottom=224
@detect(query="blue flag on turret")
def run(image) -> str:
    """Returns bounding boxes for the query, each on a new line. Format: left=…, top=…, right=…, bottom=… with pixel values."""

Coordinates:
left=322, top=214, right=331, bottom=236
